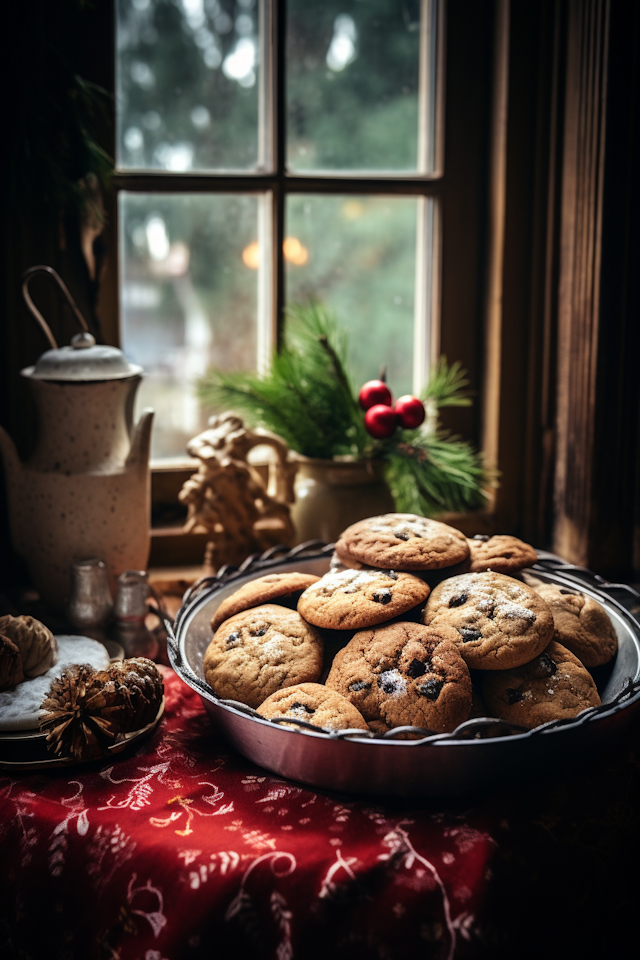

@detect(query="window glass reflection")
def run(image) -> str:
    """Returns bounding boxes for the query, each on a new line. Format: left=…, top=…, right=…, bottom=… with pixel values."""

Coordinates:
left=287, top=0, right=425, bottom=172
left=119, top=193, right=259, bottom=458
left=286, top=195, right=419, bottom=396
left=116, top=0, right=261, bottom=171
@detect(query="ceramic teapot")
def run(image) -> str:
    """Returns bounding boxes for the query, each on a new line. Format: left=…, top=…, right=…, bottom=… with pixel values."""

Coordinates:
left=0, top=266, right=154, bottom=609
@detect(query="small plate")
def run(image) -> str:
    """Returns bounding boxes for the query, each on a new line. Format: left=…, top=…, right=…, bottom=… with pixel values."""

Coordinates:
left=0, top=634, right=120, bottom=740
left=0, top=699, right=164, bottom=770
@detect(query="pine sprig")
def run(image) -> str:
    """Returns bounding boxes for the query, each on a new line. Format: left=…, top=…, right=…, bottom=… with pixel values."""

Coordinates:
left=199, top=301, right=490, bottom=516
left=421, top=357, right=472, bottom=407
left=199, top=302, right=369, bottom=459
left=385, top=431, right=489, bottom=516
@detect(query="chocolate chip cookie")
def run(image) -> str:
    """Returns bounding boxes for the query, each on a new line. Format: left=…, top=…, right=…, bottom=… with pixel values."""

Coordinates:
left=297, top=567, right=430, bottom=630
left=210, top=572, right=321, bottom=632
left=480, top=640, right=601, bottom=728
left=329, top=547, right=363, bottom=572
left=466, top=535, right=538, bottom=574
left=336, top=513, right=470, bottom=571
left=203, top=604, right=323, bottom=708
left=325, top=621, right=472, bottom=733
left=534, top=583, right=618, bottom=667
left=256, top=682, right=369, bottom=731
left=423, top=571, right=554, bottom=670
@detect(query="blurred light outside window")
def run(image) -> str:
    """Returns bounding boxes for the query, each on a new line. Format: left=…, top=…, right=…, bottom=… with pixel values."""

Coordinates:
left=119, top=193, right=260, bottom=459
left=115, top=0, right=440, bottom=462
left=287, top=0, right=434, bottom=173
left=116, top=0, right=263, bottom=171
left=286, top=195, right=420, bottom=398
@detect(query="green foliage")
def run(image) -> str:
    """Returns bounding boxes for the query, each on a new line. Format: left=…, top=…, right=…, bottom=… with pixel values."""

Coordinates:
left=422, top=357, right=473, bottom=408
left=287, top=0, right=421, bottom=171
left=200, top=301, right=490, bottom=517
left=199, top=302, right=370, bottom=460
left=384, top=432, right=488, bottom=517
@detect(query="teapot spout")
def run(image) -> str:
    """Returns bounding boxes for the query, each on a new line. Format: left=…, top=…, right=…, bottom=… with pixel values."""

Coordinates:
left=126, top=408, right=154, bottom=474
left=0, top=426, right=22, bottom=484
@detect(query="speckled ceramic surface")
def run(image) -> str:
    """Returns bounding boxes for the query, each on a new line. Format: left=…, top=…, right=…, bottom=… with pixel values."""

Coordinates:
left=0, top=377, right=153, bottom=609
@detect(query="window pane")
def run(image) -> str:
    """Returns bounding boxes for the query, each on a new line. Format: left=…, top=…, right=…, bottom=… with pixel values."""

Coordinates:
left=285, top=195, right=419, bottom=397
left=116, top=0, right=263, bottom=172
left=119, top=193, right=259, bottom=459
left=287, top=0, right=435, bottom=173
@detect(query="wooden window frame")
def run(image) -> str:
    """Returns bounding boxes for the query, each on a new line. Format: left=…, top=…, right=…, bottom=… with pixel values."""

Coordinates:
left=107, top=0, right=447, bottom=406
left=100, top=0, right=499, bottom=564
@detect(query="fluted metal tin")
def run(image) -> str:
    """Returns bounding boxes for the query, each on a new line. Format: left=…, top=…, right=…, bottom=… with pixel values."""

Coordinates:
left=168, top=544, right=640, bottom=797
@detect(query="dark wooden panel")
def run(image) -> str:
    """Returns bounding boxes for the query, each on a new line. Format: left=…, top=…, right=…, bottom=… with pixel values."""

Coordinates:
left=585, top=0, right=640, bottom=576
left=437, top=0, right=494, bottom=445
left=553, top=0, right=640, bottom=577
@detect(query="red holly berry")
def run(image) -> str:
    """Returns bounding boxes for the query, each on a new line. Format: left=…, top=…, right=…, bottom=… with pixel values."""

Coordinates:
left=358, top=379, right=392, bottom=411
left=395, top=395, right=426, bottom=429
left=364, top=404, right=398, bottom=439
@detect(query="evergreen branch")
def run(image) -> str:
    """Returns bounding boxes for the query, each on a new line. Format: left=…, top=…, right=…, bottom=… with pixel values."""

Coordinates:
left=385, top=429, right=491, bottom=516
left=200, top=300, right=489, bottom=518
left=199, top=372, right=310, bottom=450
left=421, top=357, right=472, bottom=408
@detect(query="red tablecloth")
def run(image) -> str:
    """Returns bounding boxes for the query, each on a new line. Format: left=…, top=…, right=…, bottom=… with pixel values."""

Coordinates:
left=1, top=666, right=639, bottom=960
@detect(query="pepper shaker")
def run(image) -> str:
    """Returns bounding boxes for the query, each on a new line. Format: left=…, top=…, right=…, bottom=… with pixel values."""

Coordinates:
left=113, top=570, right=159, bottom=660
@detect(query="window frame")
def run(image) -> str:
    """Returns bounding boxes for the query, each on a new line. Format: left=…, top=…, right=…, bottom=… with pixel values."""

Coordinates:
left=98, top=0, right=499, bottom=563
left=112, top=0, right=445, bottom=429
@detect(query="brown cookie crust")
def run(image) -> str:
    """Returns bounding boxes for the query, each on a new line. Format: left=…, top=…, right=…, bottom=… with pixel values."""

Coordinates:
left=368, top=719, right=392, bottom=735
left=210, top=572, right=321, bottom=633
left=480, top=640, right=601, bottom=729
left=325, top=621, right=472, bottom=733
left=203, top=604, right=324, bottom=708
left=256, top=682, right=369, bottom=731
left=423, top=571, right=554, bottom=670
left=297, top=567, right=430, bottom=630
left=466, top=535, right=538, bottom=574
left=534, top=583, right=618, bottom=667
left=336, top=513, right=470, bottom=571
left=329, top=547, right=364, bottom=572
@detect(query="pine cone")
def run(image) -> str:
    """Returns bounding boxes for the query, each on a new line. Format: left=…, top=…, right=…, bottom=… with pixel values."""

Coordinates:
left=40, top=658, right=164, bottom=761
left=0, top=634, right=24, bottom=691
left=0, top=615, right=58, bottom=678
left=107, top=658, right=164, bottom=729
left=40, top=665, right=120, bottom=760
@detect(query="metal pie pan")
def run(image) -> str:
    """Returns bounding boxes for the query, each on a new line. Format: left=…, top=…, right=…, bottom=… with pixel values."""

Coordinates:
left=168, top=544, right=640, bottom=797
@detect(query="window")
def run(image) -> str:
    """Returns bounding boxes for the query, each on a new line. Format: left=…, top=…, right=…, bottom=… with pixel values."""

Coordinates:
left=114, top=0, right=443, bottom=460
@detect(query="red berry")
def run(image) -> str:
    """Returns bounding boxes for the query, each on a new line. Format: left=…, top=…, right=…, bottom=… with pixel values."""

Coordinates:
left=395, top=395, right=426, bottom=429
left=364, top=404, right=398, bottom=439
left=358, top=379, right=392, bottom=411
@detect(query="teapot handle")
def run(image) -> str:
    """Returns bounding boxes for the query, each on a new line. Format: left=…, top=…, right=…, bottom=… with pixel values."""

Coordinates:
left=21, top=265, right=90, bottom=351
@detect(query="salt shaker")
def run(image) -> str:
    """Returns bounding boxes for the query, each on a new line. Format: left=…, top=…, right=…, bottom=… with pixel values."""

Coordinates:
left=113, top=570, right=159, bottom=660
left=66, top=558, right=113, bottom=640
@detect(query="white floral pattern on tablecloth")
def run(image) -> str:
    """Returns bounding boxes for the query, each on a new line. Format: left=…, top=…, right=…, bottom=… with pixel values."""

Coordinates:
left=0, top=666, right=498, bottom=960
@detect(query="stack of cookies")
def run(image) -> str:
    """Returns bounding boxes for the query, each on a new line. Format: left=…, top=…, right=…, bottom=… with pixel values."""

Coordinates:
left=202, top=513, right=617, bottom=736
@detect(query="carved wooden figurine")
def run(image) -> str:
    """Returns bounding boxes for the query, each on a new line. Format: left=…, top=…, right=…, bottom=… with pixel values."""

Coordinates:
left=179, top=413, right=297, bottom=572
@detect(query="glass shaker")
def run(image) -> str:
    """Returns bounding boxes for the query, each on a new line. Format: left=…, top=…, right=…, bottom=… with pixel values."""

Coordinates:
left=66, top=558, right=113, bottom=640
left=113, top=570, right=159, bottom=660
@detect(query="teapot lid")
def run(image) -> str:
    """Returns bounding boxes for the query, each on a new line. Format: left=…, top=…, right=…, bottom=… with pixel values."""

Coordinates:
left=21, top=333, right=143, bottom=382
